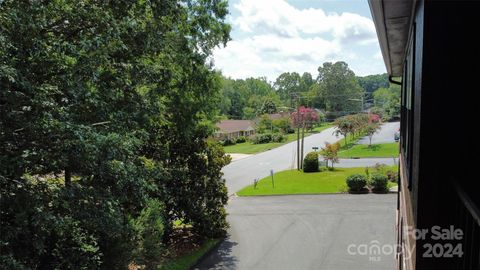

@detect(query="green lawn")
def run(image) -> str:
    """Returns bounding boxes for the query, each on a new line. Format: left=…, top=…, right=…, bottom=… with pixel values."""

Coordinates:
left=224, top=123, right=333, bottom=154
left=160, top=238, right=220, bottom=270
left=338, top=143, right=399, bottom=158
left=310, top=123, right=334, bottom=133
left=237, top=167, right=398, bottom=196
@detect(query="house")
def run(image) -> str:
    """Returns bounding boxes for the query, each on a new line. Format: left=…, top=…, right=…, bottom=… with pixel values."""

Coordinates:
left=215, top=120, right=256, bottom=140
left=369, top=1, right=479, bottom=269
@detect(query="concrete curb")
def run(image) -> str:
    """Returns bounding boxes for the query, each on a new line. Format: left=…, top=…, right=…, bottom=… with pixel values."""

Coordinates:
left=233, top=192, right=397, bottom=198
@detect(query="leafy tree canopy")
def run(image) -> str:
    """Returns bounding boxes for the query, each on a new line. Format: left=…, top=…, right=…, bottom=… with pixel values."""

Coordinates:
left=1, top=0, right=231, bottom=268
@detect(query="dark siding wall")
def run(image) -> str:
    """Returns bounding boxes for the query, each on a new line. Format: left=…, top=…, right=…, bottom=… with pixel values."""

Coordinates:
left=409, top=0, right=480, bottom=269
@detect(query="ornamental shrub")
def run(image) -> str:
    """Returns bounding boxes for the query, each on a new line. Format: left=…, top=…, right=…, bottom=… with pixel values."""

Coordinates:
left=369, top=174, right=389, bottom=192
left=235, top=136, right=247, bottom=143
left=272, top=133, right=286, bottom=143
left=251, top=133, right=273, bottom=144
left=303, top=152, right=320, bottom=172
left=346, top=174, right=368, bottom=192
left=221, top=138, right=236, bottom=146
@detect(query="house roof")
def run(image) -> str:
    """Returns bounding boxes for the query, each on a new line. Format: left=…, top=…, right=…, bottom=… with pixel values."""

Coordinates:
left=216, top=120, right=255, bottom=133
left=368, top=0, right=415, bottom=77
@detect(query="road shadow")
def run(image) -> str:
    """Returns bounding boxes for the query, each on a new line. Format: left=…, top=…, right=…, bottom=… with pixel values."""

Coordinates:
left=192, top=236, right=238, bottom=270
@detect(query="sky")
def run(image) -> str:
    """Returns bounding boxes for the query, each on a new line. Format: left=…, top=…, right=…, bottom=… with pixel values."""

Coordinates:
left=212, top=0, right=386, bottom=81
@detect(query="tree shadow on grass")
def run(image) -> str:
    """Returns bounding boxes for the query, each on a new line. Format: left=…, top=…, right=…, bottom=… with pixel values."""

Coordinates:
left=191, top=235, right=238, bottom=270
left=365, top=144, right=381, bottom=151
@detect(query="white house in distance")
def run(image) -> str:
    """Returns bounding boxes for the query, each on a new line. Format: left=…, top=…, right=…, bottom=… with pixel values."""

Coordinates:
left=215, top=120, right=256, bottom=140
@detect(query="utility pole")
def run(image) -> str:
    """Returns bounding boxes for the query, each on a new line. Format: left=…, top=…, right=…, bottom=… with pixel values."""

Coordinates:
left=300, top=119, right=305, bottom=169
left=296, top=96, right=301, bottom=171
left=291, top=93, right=301, bottom=171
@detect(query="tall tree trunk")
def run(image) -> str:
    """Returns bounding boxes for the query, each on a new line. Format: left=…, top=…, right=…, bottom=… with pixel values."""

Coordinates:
left=300, top=123, right=305, bottom=169
left=297, top=126, right=300, bottom=170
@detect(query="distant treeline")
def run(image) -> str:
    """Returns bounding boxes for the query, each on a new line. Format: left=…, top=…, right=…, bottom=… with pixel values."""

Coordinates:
left=218, top=61, right=398, bottom=121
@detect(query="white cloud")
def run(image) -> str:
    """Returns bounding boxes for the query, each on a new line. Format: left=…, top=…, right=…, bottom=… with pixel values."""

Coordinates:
left=213, top=34, right=342, bottom=79
left=213, top=0, right=382, bottom=80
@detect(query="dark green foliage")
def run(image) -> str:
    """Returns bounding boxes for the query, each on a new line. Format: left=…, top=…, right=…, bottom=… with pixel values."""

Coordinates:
left=369, top=174, right=389, bottom=192
left=372, top=85, right=401, bottom=121
left=0, top=179, right=133, bottom=269
left=249, top=133, right=284, bottom=144
left=235, top=136, right=247, bottom=143
left=357, top=74, right=389, bottom=97
left=166, top=140, right=230, bottom=238
left=220, top=138, right=236, bottom=146
left=315, top=62, right=364, bottom=113
left=346, top=174, right=368, bottom=192
left=251, top=133, right=273, bottom=144
left=219, top=77, right=281, bottom=119
left=131, top=199, right=166, bottom=269
left=272, top=133, right=286, bottom=143
left=303, top=152, right=319, bottom=172
left=272, top=117, right=293, bottom=133
left=0, top=0, right=231, bottom=268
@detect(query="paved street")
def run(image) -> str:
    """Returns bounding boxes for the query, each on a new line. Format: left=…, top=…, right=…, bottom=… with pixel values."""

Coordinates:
left=223, top=126, right=397, bottom=194
left=194, top=194, right=396, bottom=270
left=357, top=122, right=400, bottom=145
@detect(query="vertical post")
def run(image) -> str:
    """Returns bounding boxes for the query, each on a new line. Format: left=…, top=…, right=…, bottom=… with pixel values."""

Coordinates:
left=296, top=96, right=301, bottom=170
left=270, top=170, right=275, bottom=188
left=300, top=121, right=305, bottom=169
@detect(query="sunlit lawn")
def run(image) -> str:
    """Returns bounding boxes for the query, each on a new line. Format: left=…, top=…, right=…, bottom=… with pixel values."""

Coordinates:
left=338, top=142, right=399, bottom=158
left=237, top=167, right=398, bottom=196
left=223, top=123, right=333, bottom=154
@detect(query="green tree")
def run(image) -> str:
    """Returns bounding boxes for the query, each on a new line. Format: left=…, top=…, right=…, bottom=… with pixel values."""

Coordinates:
left=320, top=142, right=340, bottom=169
left=316, top=62, right=364, bottom=114
left=365, top=123, right=381, bottom=146
left=274, top=72, right=302, bottom=103
left=334, top=116, right=355, bottom=145
left=357, top=73, right=389, bottom=99
left=372, top=85, right=400, bottom=120
left=1, top=0, right=231, bottom=268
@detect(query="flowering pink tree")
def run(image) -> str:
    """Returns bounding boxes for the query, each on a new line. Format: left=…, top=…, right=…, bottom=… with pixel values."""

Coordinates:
left=291, top=106, right=319, bottom=169
left=368, top=113, right=381, bottom=123
left=291, top=106, right=319, bottom=129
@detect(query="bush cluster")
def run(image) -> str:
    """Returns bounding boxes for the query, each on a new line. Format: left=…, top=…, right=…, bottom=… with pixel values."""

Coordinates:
left=250, top=133, right=286, bottom=144
left=346, top=165, right=397, bottom=194
left=346, top=174, right=368, bottom=192
left=369, top=174, right=388, bottom=193
left=303, top=152, right=320, bottom=172
left=220, top=138, right=236, bottom=146
left=235, top=136, right=247, bottom=143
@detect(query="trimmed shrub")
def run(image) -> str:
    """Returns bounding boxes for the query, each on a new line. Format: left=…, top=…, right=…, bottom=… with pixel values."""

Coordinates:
left=346, top=174, right=368, bottom=192
left=251, top=133, right=273, bottom=144
left=221, top=138, right=236, bottom=146
left=369, top=174, right=389, bottom=192
left=235, top=136, right=247, bottom=143
left=272, top=133, right=286, bottom=143
left=303, top=152, right=319, bottom=172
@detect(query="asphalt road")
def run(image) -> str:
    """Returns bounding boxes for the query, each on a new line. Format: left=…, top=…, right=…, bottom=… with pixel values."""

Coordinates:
left=223, top=126, right=397, bottom=194
left=194, top=194, right=396, bottom=270
left=357, top=122, right=400, bottom=145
